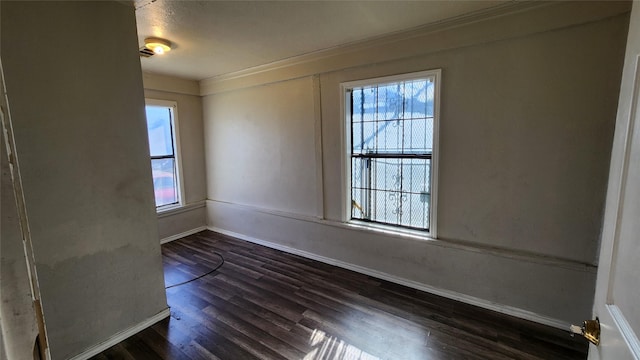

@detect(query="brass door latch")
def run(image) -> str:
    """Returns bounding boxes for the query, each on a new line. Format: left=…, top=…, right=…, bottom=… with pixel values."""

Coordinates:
left=570, top=318, right=600, bottom=346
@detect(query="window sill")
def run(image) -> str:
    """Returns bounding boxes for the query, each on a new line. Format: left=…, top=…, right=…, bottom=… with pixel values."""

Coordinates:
left=156, top=201, right=205, bottom=218
left=346, top=220, right=436, bottom=241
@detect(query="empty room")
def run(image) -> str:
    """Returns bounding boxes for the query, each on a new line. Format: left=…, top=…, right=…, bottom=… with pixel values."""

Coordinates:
left=2, top=1, right=640, bottom=359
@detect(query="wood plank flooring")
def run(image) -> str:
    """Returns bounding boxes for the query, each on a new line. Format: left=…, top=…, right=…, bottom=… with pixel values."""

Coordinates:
left=92, top=230, right=588, bottom=360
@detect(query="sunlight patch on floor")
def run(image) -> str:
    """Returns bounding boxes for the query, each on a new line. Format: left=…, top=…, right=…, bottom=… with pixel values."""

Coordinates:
left=305, top=329, right=381, bottom=360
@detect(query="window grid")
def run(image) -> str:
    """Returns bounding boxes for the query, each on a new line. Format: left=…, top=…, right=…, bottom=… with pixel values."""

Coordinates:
left=349, top=76, right=435, bottom=231
left=147, top=105, right=179, bottom=208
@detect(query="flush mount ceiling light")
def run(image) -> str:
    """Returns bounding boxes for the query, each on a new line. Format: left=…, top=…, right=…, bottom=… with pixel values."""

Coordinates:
left=144, top=37, right=172, bottom=55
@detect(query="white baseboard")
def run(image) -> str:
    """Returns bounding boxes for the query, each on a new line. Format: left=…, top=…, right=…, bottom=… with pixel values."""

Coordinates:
left=68, top=308, right=170, bottom=360
left=608, top=305, right=640, bottom=358
left=208, top=226, right=570, bottom=330
left=160, top=226, right=208, bottom=244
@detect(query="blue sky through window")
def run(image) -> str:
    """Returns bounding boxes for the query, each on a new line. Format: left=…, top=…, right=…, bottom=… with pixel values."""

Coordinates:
left=146, top=106, right=174, bottom=157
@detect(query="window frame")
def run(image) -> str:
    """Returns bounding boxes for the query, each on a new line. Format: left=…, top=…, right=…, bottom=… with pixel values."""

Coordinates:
left=145, top=98, right=185, bottom=212
left=341, top=69, right=441, bottom=238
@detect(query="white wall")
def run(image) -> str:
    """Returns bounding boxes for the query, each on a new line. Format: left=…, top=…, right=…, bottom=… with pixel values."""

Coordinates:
left=1, top=2, right=168, bottom=358
left=203, top=2, right=629, bottom=327
left=143, top=73, right=207, bottom=241
left=205, top=76, right=318, bottom=216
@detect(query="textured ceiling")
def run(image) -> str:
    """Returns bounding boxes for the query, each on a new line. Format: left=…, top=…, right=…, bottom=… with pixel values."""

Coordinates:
left=135, top=1, right=509, bottom=81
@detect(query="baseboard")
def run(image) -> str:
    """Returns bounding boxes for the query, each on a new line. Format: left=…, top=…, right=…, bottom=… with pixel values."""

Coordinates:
left=608, top=305, right=640, bottom=358
left=160, top=226, right=208, bottom=244
left=68, top=308, right=170, bottom=360
left=208, top=226, right=571, bottom=330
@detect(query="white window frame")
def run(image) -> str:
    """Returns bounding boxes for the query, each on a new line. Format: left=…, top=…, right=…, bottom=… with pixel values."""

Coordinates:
left=145, top=98, right=185, bottom=212
left=341, top=69, right=441, bottom=238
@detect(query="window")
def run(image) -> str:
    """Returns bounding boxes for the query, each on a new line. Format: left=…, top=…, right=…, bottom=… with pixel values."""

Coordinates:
left=344, top=70, right=440, bottom=234
left=145, top=100, right=182, bottom=209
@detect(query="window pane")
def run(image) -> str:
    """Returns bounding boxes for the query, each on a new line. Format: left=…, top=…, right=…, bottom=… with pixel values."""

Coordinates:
left=151, top=158, right=177, bottom=207
left=349, top=74, right=436, bottom=231
left=379, top=83, right=403, bottom=121
left=362, top=87, right=377, bottom=122
left=146, top=106, right=174, bottom=157
left=352, top=121, right=377, bottom=155
left=351, top=78, right=434, bottom=156
left=351, top=158, right=367, bottom=220
left=352, top=121, right=363, bottom=152
left=400, top=158, right=430, bottom=229
left=364, top=158, right=430, bottom=230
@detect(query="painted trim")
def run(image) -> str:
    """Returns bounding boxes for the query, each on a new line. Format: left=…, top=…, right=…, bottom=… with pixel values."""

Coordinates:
left=340, top=69, right=440, bottom=237
left=340, top=69, right=442, bottom=239
left=160, top=226, right=208, bottom=244
left=200, top=1, right=542, bottom=93
left=68, top=308, right=170, bottom=360
left=199, top=1, right=630, bottom=95
left=312, top=74, right=325, bottom=220
left=606, top=56, right=640, bottom=303
left=430, top=69, right=441, bottom=238
left=1, top=57, right=52, bottom=360
left=206, top=199, right=597, bottom=272
left=340, top=83, right=350, bottom=225
left=208, top=199, right=321, bottom=224
left=157, top=200, right=206, bottom=219
left=608, top=305, right=640, bottom=359
left=146, top=99, right=186, bottom=210
left=207, top=225, right=570, bottom=330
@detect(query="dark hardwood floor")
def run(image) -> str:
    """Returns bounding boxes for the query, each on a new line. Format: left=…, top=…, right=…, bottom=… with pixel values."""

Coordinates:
left=92, top=230, right=588, bottom=360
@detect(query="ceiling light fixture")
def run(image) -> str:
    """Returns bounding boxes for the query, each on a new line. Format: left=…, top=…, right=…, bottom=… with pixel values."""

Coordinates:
left=144, top=37, right=172, bottom=55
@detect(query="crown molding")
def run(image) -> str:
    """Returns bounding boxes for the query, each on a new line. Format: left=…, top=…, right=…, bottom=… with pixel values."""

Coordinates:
left=200, top=0, right=631, bottom=96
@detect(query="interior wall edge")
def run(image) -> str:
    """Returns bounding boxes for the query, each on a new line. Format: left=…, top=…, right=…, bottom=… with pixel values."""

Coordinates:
left=0, top=112, right=39, bottom=360
left=66, top=308, right=170, bottom=360
left=157, top=203, right=206, bottom=241
left=2, top=2, right=170, bottom=356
